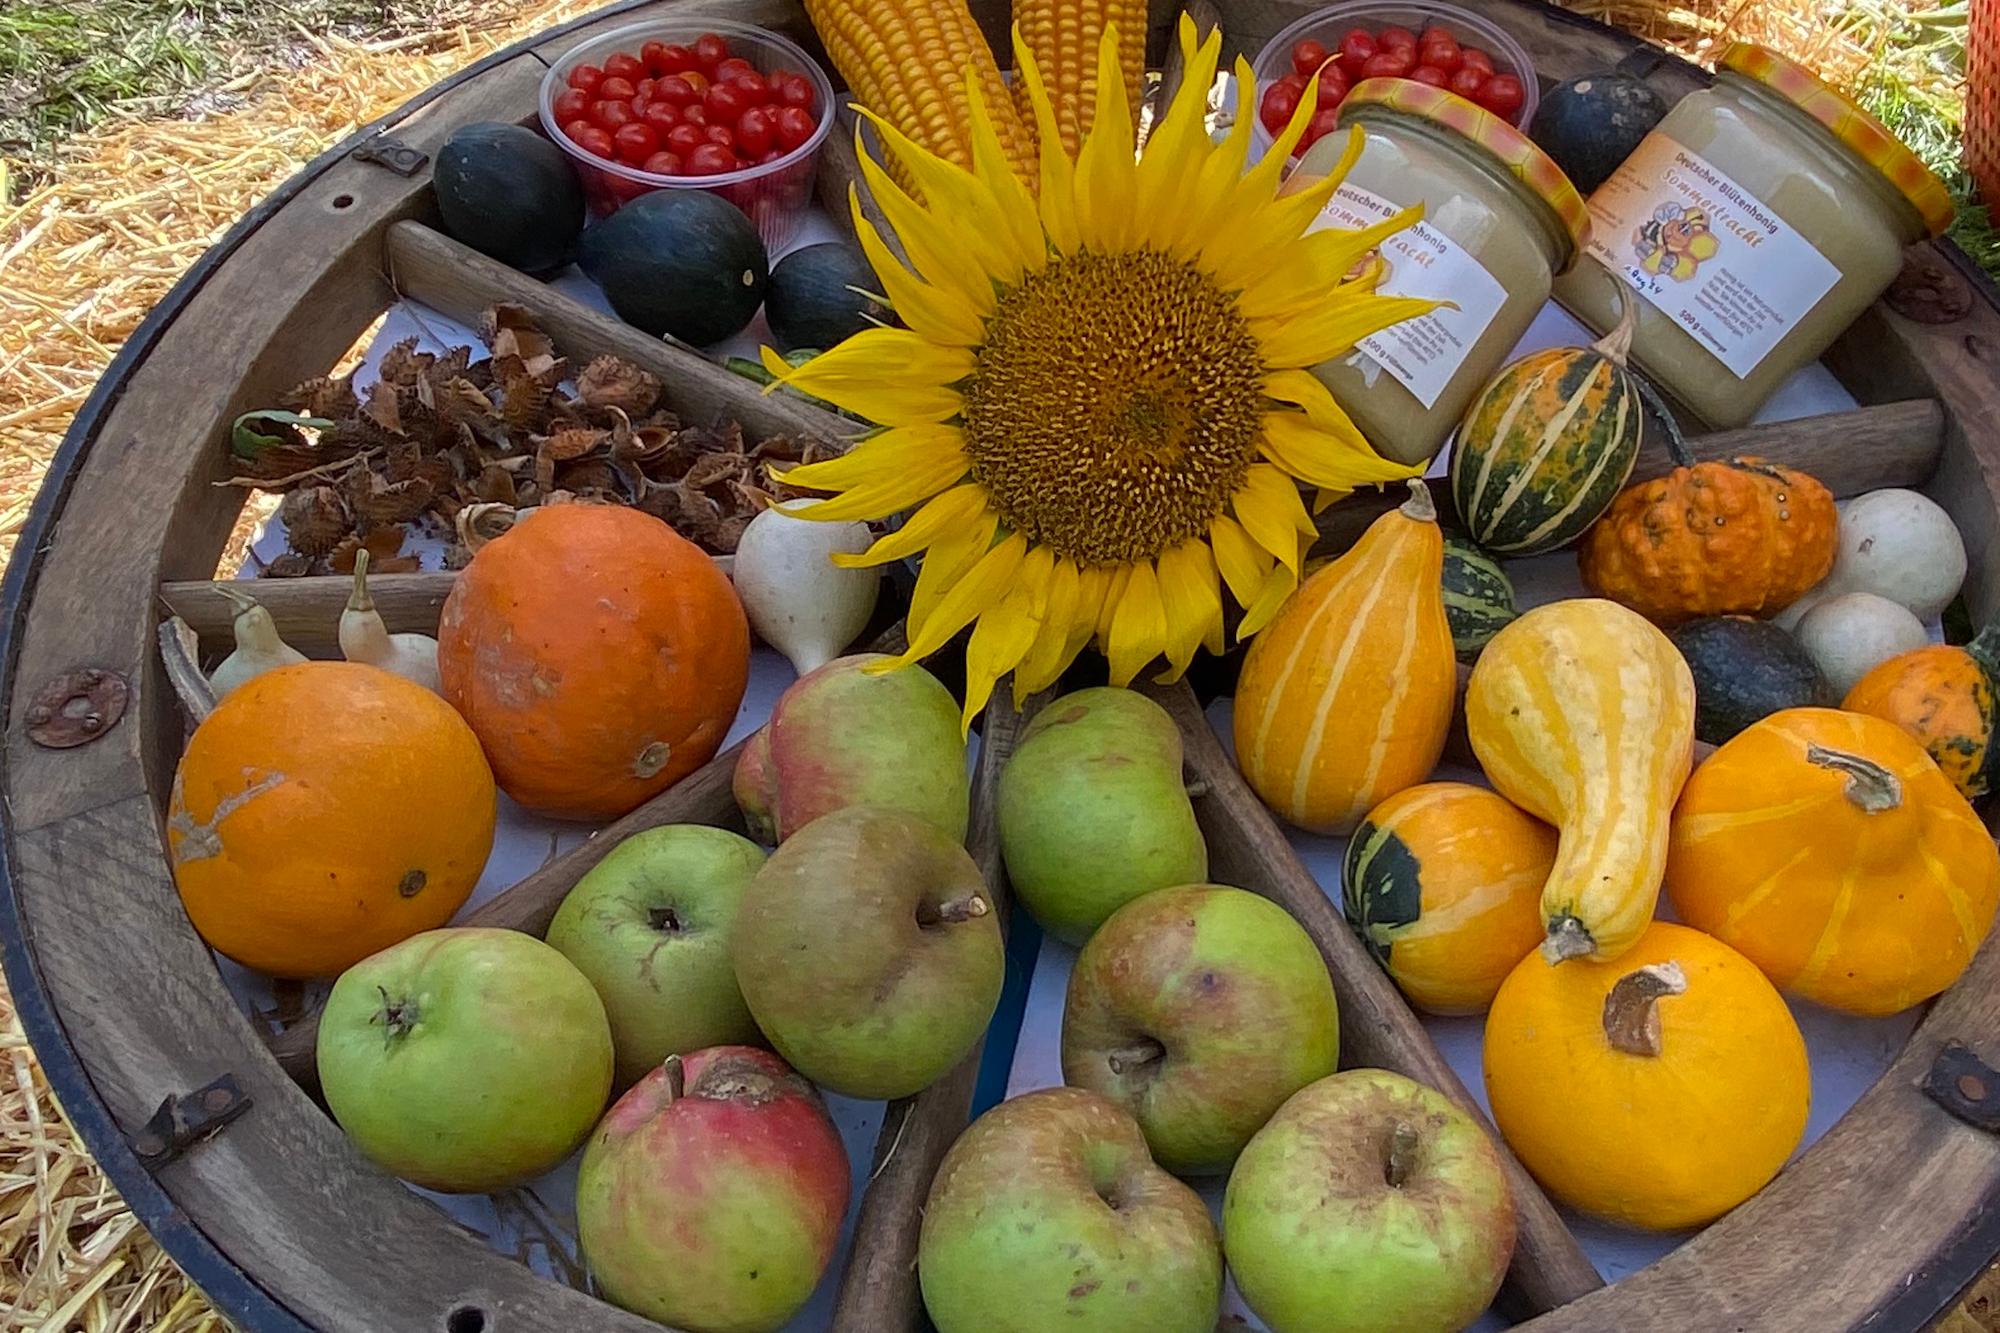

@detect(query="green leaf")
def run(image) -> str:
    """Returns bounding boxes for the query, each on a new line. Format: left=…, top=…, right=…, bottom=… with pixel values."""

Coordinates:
left=231, top=409, right=332, bottom=459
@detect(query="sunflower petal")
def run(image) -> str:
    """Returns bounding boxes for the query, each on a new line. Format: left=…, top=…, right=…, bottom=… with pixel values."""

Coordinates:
left=761, top=327, right=973, bottom=425
left=960, top=545, right=1052, bottom=731
left=1132, top=18, right=1223, bottom=253
left=1252, top=293, right=1445, bottom=370
left=856, top=105, right=1025, bottom=289
left=964, top=72, right=1046, bottom=277
left=850, top=190, right=986, bottom=347
left=852, top=127, right=1000, bottom=318
left=886, top=529, right=1028, bottom=668
left=1016, top=556, right=1081, bottom=702
left=1171, top=63, right=1256, bottom=262
left=830, top=483, right=991, bottom=567
left=1106, top=559, right=1167, bottom=685
left=1260, top=411, right=1425, bottom=490
left=1155, top=539, right=1222, bottom=680
left=1236, top=203, right=1426, bottom=322
left=909, top=507, right=999, bottom=635
left=1095, top=564, right=1132, bottom=643
left=769, top=423, right=970, bottom=522
left=1072, top=24, right=1138, bottom=253
left=1210, top=514, right=1273, bottom=609
left=1067, top=564, right=1110, bottom=661
left=1263, top=367, right=1358, bottom=433
left=1234, top=464, right=1316, bottom=573
left=1238, top=561, right=1299, bottom=639
left=1012, top=26, right=1080, bottom=255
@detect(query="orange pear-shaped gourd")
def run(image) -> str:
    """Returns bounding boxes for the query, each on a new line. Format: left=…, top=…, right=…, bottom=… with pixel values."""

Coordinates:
left=1234, top=479, right=1455, bottom=835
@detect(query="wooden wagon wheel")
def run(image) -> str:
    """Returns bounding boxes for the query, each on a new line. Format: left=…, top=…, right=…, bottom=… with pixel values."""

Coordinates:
left=5, top=0, right=2000, bottom=1329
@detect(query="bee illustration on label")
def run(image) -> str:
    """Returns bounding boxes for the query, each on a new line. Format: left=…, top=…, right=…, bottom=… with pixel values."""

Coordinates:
left=1632, top=202, right=1720, bottom=281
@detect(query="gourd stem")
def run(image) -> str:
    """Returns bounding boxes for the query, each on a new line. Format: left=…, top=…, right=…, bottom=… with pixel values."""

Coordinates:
left=1541, top=915, right=1597, bottom=964
left=348, top=548, right=374, bottom=613
left=1634, top=371, right=1693, bottom=470
left=1805, top=743, right=1903, bottom=813
left=217, top=583, right=258, bottom=615
left=1384, top=1121, right=1421, bottom=1188
left=1602, top=962, right=1687, bottom=1057
left=662, top=1053, right=685, bottom=1105
left=1593, top=280, right=1639, bottom=368
left=1400, top=477, right=1437, bottom=524
left=1966, top=622, right=2000, bottom=686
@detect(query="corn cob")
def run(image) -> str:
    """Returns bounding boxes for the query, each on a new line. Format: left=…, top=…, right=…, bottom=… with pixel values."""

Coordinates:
left=804, top=0, right=1040, bottom=195
left=1011, top=0, right=1148, bottom=158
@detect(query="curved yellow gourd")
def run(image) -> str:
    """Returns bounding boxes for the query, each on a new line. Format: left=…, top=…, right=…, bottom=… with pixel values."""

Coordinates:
left=1465, top=599, right=1695, bottom=964
left=1235, top=480, right=1456, bottom=836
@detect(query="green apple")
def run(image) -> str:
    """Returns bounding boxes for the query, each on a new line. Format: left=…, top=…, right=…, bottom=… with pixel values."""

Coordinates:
left=545, top=824, right=767, bottom=1087
left=1224, top=1069, right=1516, bottom=1333
left=732, top=805, right=1001, bottom=1099
left=317, top=927, right=613, bottom=1192
left=918, top=1086, right=1221, bottom=1333
left=998, top=687, right=1207, bottom=944
left=577, top=1046, right=851, bottom=1333
left=733, top=654, right=968, bottom=844
left=1061, top=884, right=1338, bottom=1176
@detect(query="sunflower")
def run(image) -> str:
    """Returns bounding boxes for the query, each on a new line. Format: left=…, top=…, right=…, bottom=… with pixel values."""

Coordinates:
left=762, top=15, right=1437, bottom=726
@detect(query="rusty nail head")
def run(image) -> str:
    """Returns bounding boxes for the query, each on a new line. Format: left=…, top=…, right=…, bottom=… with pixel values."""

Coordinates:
left=201, top=1086, right=236, bottom=1113
left=1960, top=1073, right=1987, bottom=1102
left=133, top=1133, right=166, bottom=1157
left=23, top=668, right=129, bottom=749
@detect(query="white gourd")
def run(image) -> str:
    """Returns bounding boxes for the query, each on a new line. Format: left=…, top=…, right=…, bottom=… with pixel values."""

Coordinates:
left=209, top=585, right=307, bottom=698
left=1777, top=489, right=1967, bottom=628
left=731, top=499, right=880, bottom=675
left=1794, top=591, right=1931, bottom=698
left=339, top=549, right=442, bottom=693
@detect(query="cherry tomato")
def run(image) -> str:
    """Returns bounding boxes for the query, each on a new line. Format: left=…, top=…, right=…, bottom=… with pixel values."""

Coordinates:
left=597, top=75, right=637, bottom=102
left=1447, top=66, right=1488, bottom=100
left=591, top=99, right=635, bottom=130
left=1378, top=25, right=1418, bottom=50
left=567, top=63, right=605, bottom=94
left=1336, top=29, right=1377, bottom=79
left=757, top=148, right=787, bottom=166
left=553, top=88, right=589, bottom=123
left=569, top=122, right=614, bottom=159
left=773, top=104, right=817, bottom=151
left=637, top=77, right=657, bottom=97
left=693, top=33, right=730, bottom=71
left=1409, top=64, right=1448, bottom=87
left=642, top=100, right=682, bottom=132
left=607, top=173, right=652, bottom=202
left=683, top=70, right=710, bottom=97
left=654, top=74, right=698, bottom=106
left=1460, top=46, right=1494, bottom=74
left=1360, top=48, right=1414, bottom=79
left=1307, top=106, right=1340, bottom=142
left=1259, top=81, right=1300, bottom=133
left=1316, top=65, right=1349, bottom=103
left=1291, top=38, right=1329, bottom=79
left=560, top=117, right=596, bottom=146
left=1419, top=35, right=1462, bottom=72
left=656, top=43, right=698, bottom=74
left=705, top=124, right=736, bottom=152
left=686, top=143, right=737, bottom=175
left=641, top=41, right=669, bottom=72
left=776, top=72, right=815, bottom=110
left=643, top=150, right=684, bottom=175
left=682, top=103, right=709, bottom=127
left=732, top=71, right=771, bottom=104
left=737, top=105, right=776, bottom=156
left=665, top=123, right=707, bottom=155
left=1279, top=70, right=1310, bottom=95
left=1478, top=73, right=1524, bottom=117
left=604, top=52, right=645, bottom=82
left=705, top=81, right=747, bottom=121
left=613, top=121, right=660, bottom=163
left=715, top=57, right=756, bottom=84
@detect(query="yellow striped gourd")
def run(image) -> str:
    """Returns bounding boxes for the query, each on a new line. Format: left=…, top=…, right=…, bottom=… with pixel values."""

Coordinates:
left=1234, top=479, right=1455, bottom=836
left=1465, top=598, right=1696, bottom=964
left=1449, top=287, right=1642, bottom=555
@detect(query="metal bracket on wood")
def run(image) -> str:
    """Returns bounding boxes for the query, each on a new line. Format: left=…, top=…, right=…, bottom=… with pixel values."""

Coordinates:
left=1922, top=1042, right=2000, bottom=1133
left=350, top=135, right=428, bottom=177
left=129, top=1074, right=251, bottom=1168
left=23, top=667, right=129, bottom=748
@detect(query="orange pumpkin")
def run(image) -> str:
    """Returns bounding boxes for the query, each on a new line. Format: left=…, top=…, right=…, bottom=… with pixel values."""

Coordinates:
left=1667, top=708, right=2000, bottom=1015
left=167, top=661, right=496, bottom=978
left=439, top=505, right=749, bottom=821
left=1577, top=448, right=1837, bottom=625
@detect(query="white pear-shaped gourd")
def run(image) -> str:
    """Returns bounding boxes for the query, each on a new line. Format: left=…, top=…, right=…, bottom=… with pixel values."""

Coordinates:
left=339, top=549, right=442, bottom=693
left=209, top=585, right=307, bottom=698
left=732, top=498, right=879, bottom=674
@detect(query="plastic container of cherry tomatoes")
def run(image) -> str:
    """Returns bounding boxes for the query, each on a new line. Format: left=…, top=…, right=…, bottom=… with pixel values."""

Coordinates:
left=539, top=18, right=835, bottom=249
left=1248, top=0, right=1538, bottom=159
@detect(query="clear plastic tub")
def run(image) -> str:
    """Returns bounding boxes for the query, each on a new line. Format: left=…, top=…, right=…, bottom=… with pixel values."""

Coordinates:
left=538, top=18, right=835, bottom=249
left=1248, top=0, right=1539, bottom=159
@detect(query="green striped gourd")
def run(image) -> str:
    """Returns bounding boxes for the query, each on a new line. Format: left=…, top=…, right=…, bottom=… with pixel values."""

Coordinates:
left=1442, top=538, right=1517, bottom=662
left=1449, top=287, right=1643, bottom=555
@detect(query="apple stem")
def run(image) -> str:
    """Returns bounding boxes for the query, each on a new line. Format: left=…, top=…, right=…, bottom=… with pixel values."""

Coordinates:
left=1105, top=1039, right=1165, bottom=1078
left=1385, top=1121, right=1420, bottom=1189
left=663, top=1053, right=685, bottom=1105
left=373, top=986, right=416, bottom=1040
left=1602, top=961, right=1688, bottom=1058
left=919, top=894, right=990, bottom=927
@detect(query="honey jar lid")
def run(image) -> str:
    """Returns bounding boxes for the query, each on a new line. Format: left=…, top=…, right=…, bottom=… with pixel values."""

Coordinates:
left=1341, top=78, right=1591, bottom=258
left=1720, top=43, right=1954, bottom=236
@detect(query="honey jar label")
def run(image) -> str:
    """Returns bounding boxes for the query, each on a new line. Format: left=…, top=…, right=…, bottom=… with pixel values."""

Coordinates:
left=1309, top=182, right=1508, bottom=410
left=1582, top=132, right=1840, bottom=379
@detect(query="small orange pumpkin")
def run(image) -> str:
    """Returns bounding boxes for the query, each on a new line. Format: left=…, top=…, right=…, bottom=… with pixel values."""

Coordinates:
left=1841, top=625, right=2000, bottom=800
left=439, top=505, right=749, bottom=821
left=168, top=661, right=497, bottom=978
left=1576, top=443, right=1836, bottom=625
left=1667, top=708, right=2000, bottom=1015
left=1483, top=921, right=1810, bottom=1230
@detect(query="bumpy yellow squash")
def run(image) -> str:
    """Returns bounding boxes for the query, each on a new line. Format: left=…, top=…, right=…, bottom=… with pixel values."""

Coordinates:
left=1465, top=599, right=1696, bottom=963
left=1235, top=480, right=1456, bottom=836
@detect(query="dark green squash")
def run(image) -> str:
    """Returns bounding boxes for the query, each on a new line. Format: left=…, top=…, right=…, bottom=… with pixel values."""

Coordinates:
left=579, top=189, right=769, bottom=346
left=433, top=123, right=584, bottom=276
left=1442, top=537, right=1517, bottom=662
left=1669, top=616, right=1832, bottom=744
left=1529, top=72, right=1668, bottom=193
left=765, top=242, right=890, bottom=352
